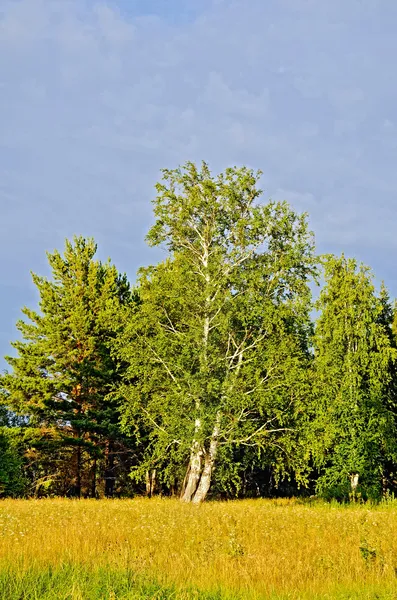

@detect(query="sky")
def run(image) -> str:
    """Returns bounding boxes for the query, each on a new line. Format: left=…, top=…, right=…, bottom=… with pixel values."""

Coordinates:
left=1, top=0, right=397, bottom=367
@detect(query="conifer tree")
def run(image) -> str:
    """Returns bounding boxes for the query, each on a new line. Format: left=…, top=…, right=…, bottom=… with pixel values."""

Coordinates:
left=0, top=407, right=27, bottom=497
left=1, top=237, right=133, bottom=497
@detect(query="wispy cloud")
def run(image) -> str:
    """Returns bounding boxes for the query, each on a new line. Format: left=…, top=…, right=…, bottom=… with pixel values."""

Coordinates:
left=1, top=0, right=397, bottom=361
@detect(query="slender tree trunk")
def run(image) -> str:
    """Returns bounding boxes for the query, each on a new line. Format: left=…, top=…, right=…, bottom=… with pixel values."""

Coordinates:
left=170, top=480, right=178, bottom=497
left=104, top=440, right=115, bottom=498
left=192, top=413, right=221, bottom=504
left=76, top=444, right=82, bottom=498
left=145, top=469, right=157, bottom=497
left=73, top=385, right=83, bottom=499
left=181, top=243, right=213, bottom=504
left=382, top=470, right=388, bottom=499
left=145, top=471, right=151, bottom=496
left=350, top=472, right=359, bottom=502
left=91, top=457, right=97, bottom=498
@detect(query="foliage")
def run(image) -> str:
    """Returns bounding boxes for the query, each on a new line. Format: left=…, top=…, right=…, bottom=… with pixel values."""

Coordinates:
left=1, top=237, right=134, bottom=497
left=311, top=255, right=397, bottom=500
left=0, top=427, right=27, bottom=497
left=1, top=161, right=397, bottom=503
left=115, top=161, right=317, bottom=502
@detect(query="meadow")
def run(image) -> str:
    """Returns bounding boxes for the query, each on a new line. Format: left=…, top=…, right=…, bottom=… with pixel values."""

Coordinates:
left=1, top=498, right=397, bottom=599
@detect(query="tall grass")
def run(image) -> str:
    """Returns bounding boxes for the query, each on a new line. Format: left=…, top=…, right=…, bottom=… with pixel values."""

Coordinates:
left=1, top=497, right=397, bottom=599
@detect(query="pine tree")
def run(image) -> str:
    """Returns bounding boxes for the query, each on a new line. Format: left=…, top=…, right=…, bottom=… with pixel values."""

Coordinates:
left=1, top=237, right=133, bottom=497
left=0, top=407, right=27, bottom=497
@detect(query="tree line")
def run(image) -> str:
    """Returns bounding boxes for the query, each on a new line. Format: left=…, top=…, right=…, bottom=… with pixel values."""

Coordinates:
left=1, top=162, right=397, bottom=503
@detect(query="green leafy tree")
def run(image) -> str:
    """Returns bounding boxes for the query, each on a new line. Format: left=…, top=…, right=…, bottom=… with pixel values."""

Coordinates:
left=1, top=237, right=133, bottom=497
left=116, top=161, right=317, bottom=503
left=311, top=255, right=397, bottom=500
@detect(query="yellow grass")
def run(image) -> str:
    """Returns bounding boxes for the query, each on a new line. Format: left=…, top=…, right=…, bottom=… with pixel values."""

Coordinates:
left=1, top=497, right=397, bottom=598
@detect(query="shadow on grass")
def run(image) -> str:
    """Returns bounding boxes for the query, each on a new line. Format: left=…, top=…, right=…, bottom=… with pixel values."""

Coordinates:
left=0, top=565, right=236, bottom=600
left=2, top=565, right=397, bottom=600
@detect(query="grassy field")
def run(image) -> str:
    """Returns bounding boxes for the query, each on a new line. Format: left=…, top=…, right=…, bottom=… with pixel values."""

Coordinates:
left=1, top=498, right=397, bottom=599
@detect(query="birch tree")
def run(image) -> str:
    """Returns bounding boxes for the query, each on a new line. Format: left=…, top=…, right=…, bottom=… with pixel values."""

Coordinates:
left=118, top=162, right=317, bottom=503
left=311, top=255, right=397, bottom=500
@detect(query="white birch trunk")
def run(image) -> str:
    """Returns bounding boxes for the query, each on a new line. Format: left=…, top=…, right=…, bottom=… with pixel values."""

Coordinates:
left=145, top=470, right=151, bottom=496
left=145, top=469, right=157, bottom=497
left=350, top=472, right=359, bottom=502
left=182, top=242, right=212, bottom=503
left=192, top=412, right=221, bottom=504
left=181, top=446, right=203, bottom=502
left=181, top=418, right=203, bottom=502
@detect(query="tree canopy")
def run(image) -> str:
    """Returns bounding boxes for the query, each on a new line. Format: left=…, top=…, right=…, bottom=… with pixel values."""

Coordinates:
left=311, top=255, right=397, bottom=500
left=1, top=162, right=397, bottom=502
left=1, top=237, right=135, bottom=497
left=115, top=162, right=317, bottom=502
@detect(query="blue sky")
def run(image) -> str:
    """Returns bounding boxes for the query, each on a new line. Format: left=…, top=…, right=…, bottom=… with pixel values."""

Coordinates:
left=1, top=0, right=397, bottom=366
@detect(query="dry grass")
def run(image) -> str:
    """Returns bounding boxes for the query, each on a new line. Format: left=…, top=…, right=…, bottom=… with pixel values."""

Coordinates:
left=1, top=497, right=397, bottom=598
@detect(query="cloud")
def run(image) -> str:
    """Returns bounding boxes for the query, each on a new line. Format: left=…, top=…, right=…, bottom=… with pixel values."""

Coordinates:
left=1, top=0, right=397, bottom=361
